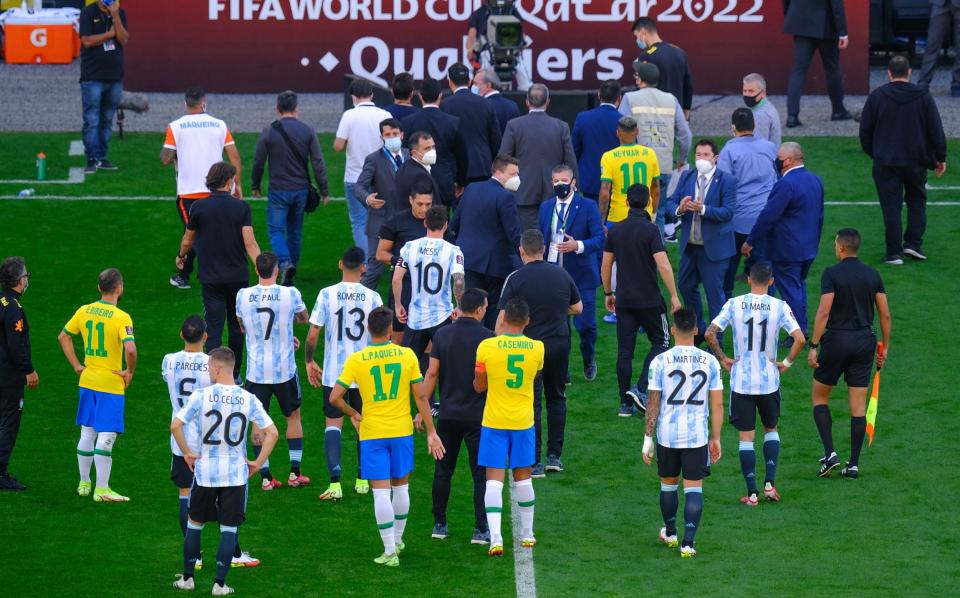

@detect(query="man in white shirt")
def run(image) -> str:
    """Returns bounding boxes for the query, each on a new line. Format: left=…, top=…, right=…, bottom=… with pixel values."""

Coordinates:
left=334, top=79, right=393, bottom=258
left=161, top=86, right=242, bottom=290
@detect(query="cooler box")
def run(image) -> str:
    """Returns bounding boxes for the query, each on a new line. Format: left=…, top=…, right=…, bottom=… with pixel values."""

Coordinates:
left=2, top=9, right=78, bottom=64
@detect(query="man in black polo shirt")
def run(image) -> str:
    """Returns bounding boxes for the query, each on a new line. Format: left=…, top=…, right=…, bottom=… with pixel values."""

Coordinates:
left=377, top=182, right=451, bottom=342
left=78, top=0, right=130, bottom=173
left=500, top=230, right=583, bottom=476
left=175, top=162, right=261, bottom=380
left=603, top=184, right=682, bottom=418
left=631, top=17, right=692, bottom=120
left=421, top=288, right=494, bottom=544
left=807, top=228, right=891, bottom=479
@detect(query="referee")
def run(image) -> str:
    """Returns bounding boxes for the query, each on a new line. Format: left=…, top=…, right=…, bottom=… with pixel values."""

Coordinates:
left=500, top=230, right=583, bottom=476
left=421, top=288, right=494, bottom=544
left=807, top=229, right=891, bottom=479
left=0, top=257, right=38, bottom=491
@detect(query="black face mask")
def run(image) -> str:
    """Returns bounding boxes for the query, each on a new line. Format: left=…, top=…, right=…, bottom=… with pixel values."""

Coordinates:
left=774, top=158, right=785, bottom=174
left=553, top=182, right=572, bottom=199
left=743, top=93, right=761, bottom=108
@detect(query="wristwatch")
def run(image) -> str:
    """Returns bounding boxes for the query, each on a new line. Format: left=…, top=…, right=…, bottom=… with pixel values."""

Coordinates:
left=604, top=291, right=614, bottom=297
left=808, top=341, right=819, bottom=350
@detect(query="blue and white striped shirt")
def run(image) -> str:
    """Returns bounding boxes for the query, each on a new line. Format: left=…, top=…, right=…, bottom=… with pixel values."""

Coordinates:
left=161, top=350, right=211, bottom=456
left=236, top=284, right=306, bottom=384
left=648, top=346, right=722, bottom=449
left=309, top=282, right=383, bottom=388
left=398, top=237, right=464, bottom=330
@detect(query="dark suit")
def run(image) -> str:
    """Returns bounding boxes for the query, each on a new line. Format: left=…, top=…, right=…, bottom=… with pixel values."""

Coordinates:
left=746, top=166, right=824, bottom=334
left=500, top=111, right=578, bottom=232
left=537, top=193, right=605, bottom=365
left=355, top=147, right=409, bottom=289
left=667, top=168, right=737, bottom=335
left=450, top=178, right=522, bottom=329
left=441, top=88, right=502, bottom=183
left=486, top=92, right=521, bottom=136
left=401, top=106, right=467, bottom=208
left=394, top=159, right=441, bottom=215
left=571, top=104, right=621, bottom=200
left=783, top=0, right=848, bottom=117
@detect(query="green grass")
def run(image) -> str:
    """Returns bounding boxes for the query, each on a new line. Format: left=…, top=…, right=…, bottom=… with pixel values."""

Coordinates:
left=0, top=132, right=959, bottom=596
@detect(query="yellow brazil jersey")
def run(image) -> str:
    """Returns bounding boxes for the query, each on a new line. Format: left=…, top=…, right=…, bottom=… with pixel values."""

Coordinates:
left=476, top=334, right=544, bottom=430
left=63, top=301, right=135, bottom=395
left=337, top=342, right=422, bottom=441
left=600, top=143, right=661, bottom=222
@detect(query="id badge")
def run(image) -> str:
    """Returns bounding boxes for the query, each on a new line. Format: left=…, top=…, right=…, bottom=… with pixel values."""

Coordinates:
left=547, top=229, right=563, bottom=263
left=103, top=40, right=116, bottom=52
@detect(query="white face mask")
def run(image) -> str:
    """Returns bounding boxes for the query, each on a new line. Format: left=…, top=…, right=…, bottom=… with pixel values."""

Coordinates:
left=505, top=175, right=521, bottom=191
left=695, top=159, right=714, bottom=175
left=420, top=149, right=437, bottom=165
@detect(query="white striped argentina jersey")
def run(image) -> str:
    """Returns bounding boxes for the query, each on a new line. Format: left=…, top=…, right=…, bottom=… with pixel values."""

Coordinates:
left=398, top=237, right=464, bottom=330
left=309, top=282, right=383, bottom=388
left=176, top=384, right=273, bottom=487
left=648, top=346, right=723, bottom=449
left=710, top=293, right=800, bottom=395
left=161, top=350, right=211, bottom=456
left=236, top=284, right=306, bottom=384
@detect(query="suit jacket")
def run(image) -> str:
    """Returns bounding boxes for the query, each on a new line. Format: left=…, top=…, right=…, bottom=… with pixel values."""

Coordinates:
left=487, top=92, right=521, bottom=136
left=666, top=168, right=738, bottom=262
left=783, top=0, right=847, bottom=39
left=746, top=166, right=824, bottom=263
left=571, top=104, right=621, bottom=197
left=537, top=192, right=605, bottom=288
left=401, top=106, right=467, bottom=207
left=440, top=88, right=502, bottom=180
left=355, top=147, right=410, bottom=237
left=393, top=159, right=442, bottom=215
left=499, top=111, right=579, bottom=207
left=450, top=178, right=522, bottom=279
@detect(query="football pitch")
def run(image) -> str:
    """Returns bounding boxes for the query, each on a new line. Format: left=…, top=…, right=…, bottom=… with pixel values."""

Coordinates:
left=0, top=132, right=958, bottom=596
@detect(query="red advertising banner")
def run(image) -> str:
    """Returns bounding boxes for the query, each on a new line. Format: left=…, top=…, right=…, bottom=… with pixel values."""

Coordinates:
left=124, top=0, right=868, bottom=95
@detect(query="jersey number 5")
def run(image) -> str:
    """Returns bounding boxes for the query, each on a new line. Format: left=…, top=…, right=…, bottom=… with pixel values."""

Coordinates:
left=506, top=354, right=525, bottom=389
left=665, top=369, right=707, bottom=406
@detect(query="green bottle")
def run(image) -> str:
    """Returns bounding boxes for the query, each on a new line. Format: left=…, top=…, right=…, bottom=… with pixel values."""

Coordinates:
left=36, top=152, right=46, bottom=181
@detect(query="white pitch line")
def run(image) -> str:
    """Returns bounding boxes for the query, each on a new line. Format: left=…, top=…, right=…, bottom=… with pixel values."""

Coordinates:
left=824, top=201, right=960, bottom=206
left=1, top=167, right=86, bottom=185
left=0, top=195, right=347, bottom=201
left=509, top=483, right=537, bottom=598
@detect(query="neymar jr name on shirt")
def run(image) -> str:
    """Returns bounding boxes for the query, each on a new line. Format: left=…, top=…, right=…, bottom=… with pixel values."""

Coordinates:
left=360, top=346, right=403, bottom=361
left=664, top=353, right=710, bottom=366
left=496, top=339, right=536, bottom=350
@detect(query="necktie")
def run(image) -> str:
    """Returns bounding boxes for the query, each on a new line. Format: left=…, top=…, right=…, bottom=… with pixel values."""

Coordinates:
left=691, top=175, right=706, bottom=244
left=556, top=202, right=567, bottom=233
left=393, top=154, right=403, bottom=171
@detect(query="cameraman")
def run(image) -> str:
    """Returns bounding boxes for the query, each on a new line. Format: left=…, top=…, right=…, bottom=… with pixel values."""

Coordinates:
left=466, top=0, right=531, bottom=91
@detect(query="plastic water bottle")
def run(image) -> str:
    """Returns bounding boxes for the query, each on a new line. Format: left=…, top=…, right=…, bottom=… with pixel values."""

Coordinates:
left=36, top=152, right=46, bottom=181
left=18, top=189, right=36, bottom=198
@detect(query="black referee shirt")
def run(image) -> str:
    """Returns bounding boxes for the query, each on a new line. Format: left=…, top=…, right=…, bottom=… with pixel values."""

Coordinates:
left=430, top=317, right=495, bottom=423
left=0, top=289, right=32, bottom=387
left=821, top=257, right=885, bottom=331
left=380, top=210, right=455, bottom=263
left=186, top=192, right=253, bottom=285
left=499, top=260, right=580, bottom=342
left=604, top=210, right=666, bottom=310
left=637, top=41, right=692, bottom=111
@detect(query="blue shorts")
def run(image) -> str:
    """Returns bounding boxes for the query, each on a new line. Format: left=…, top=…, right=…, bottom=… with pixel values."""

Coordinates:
left=360, top=435, right=414, bottom=481
left=478, top=426, right=535, bottom=469
left=76, top=387, right=125, bottom=433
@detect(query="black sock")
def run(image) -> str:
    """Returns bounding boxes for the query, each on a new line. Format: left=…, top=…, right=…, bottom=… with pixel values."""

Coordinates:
left=682, top=488, right=703, bottom=547
left=234, top=535, right=242, bottom=559
left=850, top=416, right=866, bottom=467
left=357, top=437, right=363, bottom=480
left=178, top=496, right=189, bottom=536
left=215, top=528, right=237, bottom=587
left=184, top=524, right=202, bottom=580
left=324, top=426, right=342, bottom=482
left=738, top=443, right=758, bottom=495
left=813, top=404, right=834, bottom=458
left=659, top=484, right=679, bottom=536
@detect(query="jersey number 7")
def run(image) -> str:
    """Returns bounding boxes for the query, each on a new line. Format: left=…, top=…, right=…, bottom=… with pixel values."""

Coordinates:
left=256, top=307, right=276, bottom=340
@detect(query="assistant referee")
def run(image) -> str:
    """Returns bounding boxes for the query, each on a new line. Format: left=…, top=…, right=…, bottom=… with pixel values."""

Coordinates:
left=0, top=257, right=39, bottom=491
left=807, top=228, right=891, bottom=479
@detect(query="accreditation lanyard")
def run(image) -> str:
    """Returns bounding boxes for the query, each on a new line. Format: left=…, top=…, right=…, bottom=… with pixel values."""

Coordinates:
left=547, top=202, right=571, bottom=264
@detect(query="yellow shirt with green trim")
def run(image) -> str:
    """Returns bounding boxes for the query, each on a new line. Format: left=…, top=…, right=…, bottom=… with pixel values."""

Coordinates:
left=476, top=334, right=544, bottom=430
left=63, top=300, right=135, bottom=395
left=337, top=341, right=422, bottom=441
left=600, top=143, right=661, bottom=222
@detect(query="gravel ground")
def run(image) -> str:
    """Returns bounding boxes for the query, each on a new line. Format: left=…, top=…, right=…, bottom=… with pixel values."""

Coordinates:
left=2, top=62, right=959, bottom=137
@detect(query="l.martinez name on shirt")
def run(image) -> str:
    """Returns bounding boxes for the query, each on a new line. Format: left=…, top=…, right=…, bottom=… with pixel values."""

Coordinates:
left=665, top=353, right=710, bottom=365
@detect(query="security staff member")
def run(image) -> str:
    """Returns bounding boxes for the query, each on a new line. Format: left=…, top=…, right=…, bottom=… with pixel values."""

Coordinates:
left=807, top=229, right=891, bottom=479
left=0, top=257, right=39, bottom=491
left=421, top=288, right=495, bottom=543
left=499, top=230, right=583, bottom=476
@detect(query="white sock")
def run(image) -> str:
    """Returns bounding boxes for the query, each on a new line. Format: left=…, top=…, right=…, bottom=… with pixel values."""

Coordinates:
left=485, top=480, right=504, bottom=545
left=514, top=478, right=536, bottom=538
left=391, top=484, right=410, bottom=544
left=373, top=488, right=396, bottom=555
left=94, top=432, right=117, bottom=488
left=664, top=222, right=677, bottom=236
left=77, top=426, right=96, bottom=482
